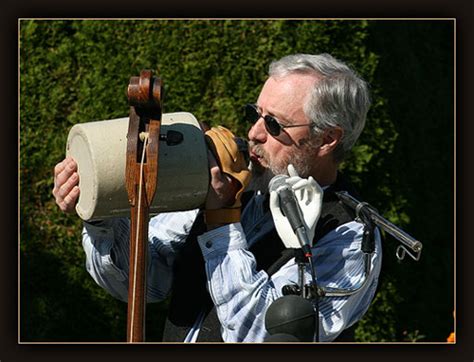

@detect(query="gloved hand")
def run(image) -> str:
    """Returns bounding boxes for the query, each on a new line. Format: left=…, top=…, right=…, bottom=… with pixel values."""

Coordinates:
left=204, top=126, right=251, bottom=225
left=270, top=164, right=323, bottom=249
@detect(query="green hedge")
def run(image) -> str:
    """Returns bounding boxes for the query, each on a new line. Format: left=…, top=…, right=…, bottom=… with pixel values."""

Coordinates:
left=19, top=19, right=453, bottom=342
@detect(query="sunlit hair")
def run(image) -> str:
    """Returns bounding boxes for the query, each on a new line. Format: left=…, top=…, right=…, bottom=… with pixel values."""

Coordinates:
left=269, top=53, right=371, bottom=163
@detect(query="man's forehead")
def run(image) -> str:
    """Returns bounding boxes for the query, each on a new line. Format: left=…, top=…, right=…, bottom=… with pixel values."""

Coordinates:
left=258, top=74, right=317, bottom=110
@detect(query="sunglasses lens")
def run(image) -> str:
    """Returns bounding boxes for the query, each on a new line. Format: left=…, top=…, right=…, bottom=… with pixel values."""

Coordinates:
left=244, top=104, right=260, bottom=123
left=244, top=104, right=282, bottom=137
left=264, top=116, right=281, bottom=136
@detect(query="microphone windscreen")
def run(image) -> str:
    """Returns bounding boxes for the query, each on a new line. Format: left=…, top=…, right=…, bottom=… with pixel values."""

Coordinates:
left=264, top=333, right=300, bottom=342
left=265, top=295, right=316, bottom=342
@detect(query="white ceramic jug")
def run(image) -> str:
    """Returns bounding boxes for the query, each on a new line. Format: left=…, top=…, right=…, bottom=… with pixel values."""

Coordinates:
left=66, top=112, right=209, bottom=221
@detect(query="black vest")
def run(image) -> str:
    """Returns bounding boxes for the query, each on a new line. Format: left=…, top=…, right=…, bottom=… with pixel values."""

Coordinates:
left=162, top=173, right=358, bottom=342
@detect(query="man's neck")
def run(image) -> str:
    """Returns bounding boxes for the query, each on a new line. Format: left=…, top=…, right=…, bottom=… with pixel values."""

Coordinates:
left=311, top=161, right=338, bottom=187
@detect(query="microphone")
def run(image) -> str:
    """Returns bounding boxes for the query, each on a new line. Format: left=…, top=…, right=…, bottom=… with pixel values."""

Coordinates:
left=269, top=175, right=311, bottom=248
left=264, top=295, right=316, bottom=342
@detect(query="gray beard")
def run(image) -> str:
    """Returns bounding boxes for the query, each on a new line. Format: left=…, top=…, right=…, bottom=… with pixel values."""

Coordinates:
left=246, top=134, right=322, bottom=194
left=247, top=162, right=276, bottom=194
left=247, top=148, right=316, bottom=194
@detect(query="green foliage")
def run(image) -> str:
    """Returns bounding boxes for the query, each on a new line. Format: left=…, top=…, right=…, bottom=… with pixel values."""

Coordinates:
left=20, top=19, right=453, bottom=342
left=355, top=278, right=402, bottom=342
left=366, top=21, right=454, bottom=342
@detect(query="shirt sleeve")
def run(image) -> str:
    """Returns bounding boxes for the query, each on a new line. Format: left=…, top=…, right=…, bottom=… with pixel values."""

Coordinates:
left=312, top=222, right=382, bottom=341
left=82, top=209, right=199, bottom=303
left=196, top=220, right=382, bottom=342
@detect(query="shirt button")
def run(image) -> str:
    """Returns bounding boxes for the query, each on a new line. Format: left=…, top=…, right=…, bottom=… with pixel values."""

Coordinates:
left=205, top=240, right=213, bottom=248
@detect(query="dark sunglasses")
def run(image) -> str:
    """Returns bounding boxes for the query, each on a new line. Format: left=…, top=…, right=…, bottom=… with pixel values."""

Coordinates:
left=244, top=104, right=311, bottom=137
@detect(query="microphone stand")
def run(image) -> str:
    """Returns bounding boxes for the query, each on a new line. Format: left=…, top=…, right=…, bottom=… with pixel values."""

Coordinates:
left=336, top=191, right=423, bottom=262
left=295, top=248, right=321, bottom=343
left=275, top=185, right=322, bottom=341
left=273, top=187, right=424, bottom=342
left=318, top=192, right=423, bottom=298
left=287, top=213, right=321, bottom=343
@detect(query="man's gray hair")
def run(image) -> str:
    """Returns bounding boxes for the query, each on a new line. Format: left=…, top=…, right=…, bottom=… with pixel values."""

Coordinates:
left=269, top=53, right=371, bottom=162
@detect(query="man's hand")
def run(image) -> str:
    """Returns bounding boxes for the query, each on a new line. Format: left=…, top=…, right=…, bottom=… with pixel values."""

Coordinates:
left=52, top=157, right=80, bottom=213
left=203, top=126, right=251, bottom=227
left=270, top=164, right=323, bottom=249
left=205, top=150, right=240, bottom=210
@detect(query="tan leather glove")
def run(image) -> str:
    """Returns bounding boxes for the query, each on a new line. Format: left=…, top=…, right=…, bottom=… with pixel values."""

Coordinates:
left=204, top=126, right=251, bottom=225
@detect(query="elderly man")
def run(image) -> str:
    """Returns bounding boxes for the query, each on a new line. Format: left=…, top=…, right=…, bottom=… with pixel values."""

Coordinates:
left=53, top=53, right=382, bottom=342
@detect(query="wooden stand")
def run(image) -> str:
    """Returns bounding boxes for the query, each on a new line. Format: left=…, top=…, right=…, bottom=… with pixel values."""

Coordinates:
left=125, top=70, right=162, bottom=342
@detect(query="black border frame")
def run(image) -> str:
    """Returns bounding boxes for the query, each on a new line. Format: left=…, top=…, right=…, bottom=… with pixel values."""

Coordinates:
left=9, top=1, right=472, bottom=361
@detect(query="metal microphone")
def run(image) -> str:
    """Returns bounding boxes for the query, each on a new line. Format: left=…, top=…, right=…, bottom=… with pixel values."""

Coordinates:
left=269, top=175, right=311, bottom=248
left=269, top=174, right=321, bottom=342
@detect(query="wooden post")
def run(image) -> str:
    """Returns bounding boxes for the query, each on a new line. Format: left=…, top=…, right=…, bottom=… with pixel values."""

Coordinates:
left=125, top=70, right=162, bottom=342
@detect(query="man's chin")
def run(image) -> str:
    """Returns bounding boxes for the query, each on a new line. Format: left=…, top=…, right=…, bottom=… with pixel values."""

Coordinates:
left=248, top=162, right=275, bottom=193
left=249, top=159, right=265, bottom=176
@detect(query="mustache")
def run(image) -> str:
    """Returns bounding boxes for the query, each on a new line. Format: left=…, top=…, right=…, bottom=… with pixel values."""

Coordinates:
left=248, top=141, right=266, bottom=158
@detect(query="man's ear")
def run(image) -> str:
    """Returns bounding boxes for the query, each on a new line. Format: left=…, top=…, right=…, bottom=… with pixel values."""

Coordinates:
left=319, top=127, right=344, bottom=156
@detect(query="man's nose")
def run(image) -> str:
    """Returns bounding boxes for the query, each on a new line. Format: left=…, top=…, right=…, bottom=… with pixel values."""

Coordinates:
left=248, top=118, right=267, bottom=143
